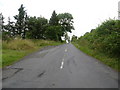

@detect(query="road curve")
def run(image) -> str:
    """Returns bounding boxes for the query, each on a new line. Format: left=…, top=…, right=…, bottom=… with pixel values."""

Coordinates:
left=2, top=43, right=118, bottom=88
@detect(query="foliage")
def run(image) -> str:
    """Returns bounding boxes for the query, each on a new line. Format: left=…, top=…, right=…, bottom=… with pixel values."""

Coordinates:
left=73, top=19, right=120, bottom=71
left=79, top=19, right=120, bottom=57
left=64, top=32, right=70, bottom=43
left=45, top=11, right=74, bottom=41
left=27, top=16, right=48, bottom=39
left=14, top=4, right=28, bottom=39
left=58, top=13, right=74, bottom=33
left=2, top=32, right=11, bottom=41
left=45, top=25, right=62, bottom=41
left=4, top=17, right=16, bottom=37
left=73, top=41, right=119, bottom=71
left=2, top=5, right=74, bottom=41
left=2, top=39, right=64, bottom=67
left=71, top=35, right=77, bottom=42
left=2, top=49, right=33, bottom=68
left=49, top=10, right=59, bottom=26
left=45, top=10, right=63, bottom=41
left=3, top=39, right=35, bottom=50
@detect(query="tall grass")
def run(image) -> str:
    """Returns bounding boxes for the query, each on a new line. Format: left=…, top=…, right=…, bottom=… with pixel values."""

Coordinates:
left=3, top=39, right=62, bottom=50
left=73, top=40, right=119, bottom=71
left=3, top=39, right=36, bottom=50
left=2, top=38, right=64, bottom=68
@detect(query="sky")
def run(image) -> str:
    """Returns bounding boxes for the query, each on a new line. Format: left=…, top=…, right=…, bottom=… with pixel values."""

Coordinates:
left=0, top=0, right=119, bottom=38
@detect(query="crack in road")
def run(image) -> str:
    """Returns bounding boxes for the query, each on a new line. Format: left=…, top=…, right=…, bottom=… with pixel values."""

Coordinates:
left=38, top=71, right=46, bottom=78
left=2, top=68, right=23, bottom=80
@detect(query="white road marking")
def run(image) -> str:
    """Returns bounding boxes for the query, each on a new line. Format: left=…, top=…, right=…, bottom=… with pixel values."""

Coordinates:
left=65, top=49, right=67, bottom=52
left=60, top=61, right=64, bottom=69
left=60, top=58, right=65, bottom=69
left=60, top=48, right=67, bottom=69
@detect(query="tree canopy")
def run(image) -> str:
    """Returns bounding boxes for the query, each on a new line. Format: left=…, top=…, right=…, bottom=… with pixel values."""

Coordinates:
left=58, top=13, right=74, bottom=33
left=2, top=4, right=74, bottom=42
left=13, top=4, right=28, bottom=39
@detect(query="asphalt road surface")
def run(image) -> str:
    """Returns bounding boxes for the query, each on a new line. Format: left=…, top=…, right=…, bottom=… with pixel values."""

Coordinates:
left=2, top=43, right=118, bottom=88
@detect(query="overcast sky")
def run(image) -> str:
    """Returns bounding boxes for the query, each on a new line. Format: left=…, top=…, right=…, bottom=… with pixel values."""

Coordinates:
left=0, top=0, right=119, bottom=37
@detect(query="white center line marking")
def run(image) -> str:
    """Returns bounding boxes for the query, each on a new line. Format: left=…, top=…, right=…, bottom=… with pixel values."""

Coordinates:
left=65, top=49, right=67, bottom=52
left=60, top=58, right=65, bottom=69
left=60, top=61, right=64, bottom=69
left=60, top=48, right=67, bottom=69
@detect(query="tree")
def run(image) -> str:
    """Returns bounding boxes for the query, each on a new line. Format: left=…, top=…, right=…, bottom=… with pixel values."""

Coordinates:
left=14, top=4, right=28, bottom=39
left=5, top=17, right=16, bottom=37
left=0, top=13, right=4, bottom=32
left=78, top=19, right=120, bottom=57
left=46, top=11, right=74, bottom=41
left=58, top=13, right=74, bottom=33
left=64, top=32, right=70, bottom=43
left=0, top=14, right=12, bottom=40
left=45, top=10, right=62, bottom=41
left=71, top=35, right=77, bottom=42
left=27, top=16, right=48, bottom=39
left=49, top=10, right=59, bottom=25
left=45, top=25, right=62, bottom=41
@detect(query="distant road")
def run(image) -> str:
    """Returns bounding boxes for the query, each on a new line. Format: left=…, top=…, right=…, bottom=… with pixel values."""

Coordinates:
left=3, top=43, right=118, bottom=88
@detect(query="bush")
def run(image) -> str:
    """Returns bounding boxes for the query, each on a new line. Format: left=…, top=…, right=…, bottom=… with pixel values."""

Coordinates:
left=79, top=19, right=120, bottom=58
left=73, top=19, right=120, bottom=71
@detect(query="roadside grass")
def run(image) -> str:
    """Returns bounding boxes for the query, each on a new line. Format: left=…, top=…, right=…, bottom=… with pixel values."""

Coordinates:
left=72, top=42, right=119, bottom=71
left=2, top=49, right=37, bottom=68
left=32, top=39, right=63, bottom=47
left=2, top=39, right=64, bottom=68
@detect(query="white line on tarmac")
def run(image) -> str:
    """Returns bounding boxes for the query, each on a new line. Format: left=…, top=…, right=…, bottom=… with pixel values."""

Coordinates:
left=65, top=49, right=67, bottom=52
left=60, top=61, right=64, bottom=69
left=60, top=48, right=67, bottom=69
left=60, top=58, right=65, bottom=69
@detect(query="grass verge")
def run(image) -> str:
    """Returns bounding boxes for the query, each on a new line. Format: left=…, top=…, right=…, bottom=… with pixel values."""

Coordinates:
left=2, top=49, right=37, bottom=68
left=72, top=42, right=119, bottom=72
left=2, top=39, right=64, bottom=68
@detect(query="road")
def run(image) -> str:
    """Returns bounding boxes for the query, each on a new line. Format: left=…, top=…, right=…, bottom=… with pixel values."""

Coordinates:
left=2, top=43, right=118, bottom=88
